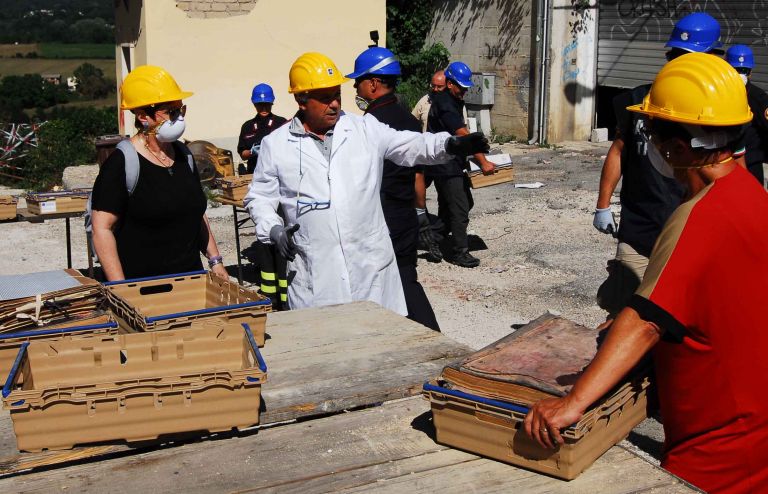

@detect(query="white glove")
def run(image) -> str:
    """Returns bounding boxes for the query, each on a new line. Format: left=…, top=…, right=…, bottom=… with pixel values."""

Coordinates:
left=593, top=207, right=616, bottom=235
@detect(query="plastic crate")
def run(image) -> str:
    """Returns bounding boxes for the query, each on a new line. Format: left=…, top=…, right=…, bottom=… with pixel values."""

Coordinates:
left=215, top=174, right=252, bottom=202
left=24, top=190, right=89, bottom=215
left=0, top=317, right=118, bottom=380
left=0, top=195, right=18, bottom=220
left=104, top=271, right=271, bottom=345
left=2, top=323, right=267, bottom=452
left=423, top=379, right=649, bottom=480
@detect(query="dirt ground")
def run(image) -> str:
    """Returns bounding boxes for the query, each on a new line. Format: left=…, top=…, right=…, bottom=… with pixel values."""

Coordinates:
left=0, top=139, right=665, bottom=463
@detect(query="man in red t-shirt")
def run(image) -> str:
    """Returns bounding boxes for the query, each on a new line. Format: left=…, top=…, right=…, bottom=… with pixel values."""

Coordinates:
left=524, top=54, right=768, bottom=493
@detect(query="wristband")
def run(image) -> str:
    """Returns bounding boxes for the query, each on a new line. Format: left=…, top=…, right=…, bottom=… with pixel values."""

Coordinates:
left=208, top=255, right=223, bottom=268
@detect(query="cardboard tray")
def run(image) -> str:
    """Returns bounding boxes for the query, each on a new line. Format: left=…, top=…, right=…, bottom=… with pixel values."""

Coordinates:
left=0, top=195, right=18, bottom=220
left=0, top=316, right=118, bottom=380
left=215, top=174, right=252, bottom=202
left=2, top=323, right=268, bottom=452
left=104, top=271, right=271, bottom=344
left=24, top=190, right=89, bottom=215
left=423, top=380, right=649, bottom=480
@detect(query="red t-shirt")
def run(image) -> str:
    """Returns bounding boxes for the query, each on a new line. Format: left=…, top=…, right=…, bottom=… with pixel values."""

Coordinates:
left=629, top=165, right=768, bottom=494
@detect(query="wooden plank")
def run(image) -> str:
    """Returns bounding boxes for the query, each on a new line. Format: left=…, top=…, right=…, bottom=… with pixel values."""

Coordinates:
left=0, top=398, right=697, bottom=493
left=0, top=302, right=471, bottom=475
left=469, top=167, right=514, bottom=189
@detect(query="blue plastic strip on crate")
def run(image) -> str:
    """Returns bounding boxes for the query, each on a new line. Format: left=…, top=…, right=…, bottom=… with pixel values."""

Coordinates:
left=422, top=382, right=531, bottom=414
left=145, top=300, right=272, bottom=323
left=2, top=342, right=29, bottom=399
left=0, top=321, right=118, bottom=341
left=242, top=323, right=267, bottom=382
left=102, top=270, right=208, bottom=286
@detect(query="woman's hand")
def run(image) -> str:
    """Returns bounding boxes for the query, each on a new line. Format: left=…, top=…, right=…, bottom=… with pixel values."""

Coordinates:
left=210, top=262, right=228, bottom=280
left=523, top=395, right=585, bottom=449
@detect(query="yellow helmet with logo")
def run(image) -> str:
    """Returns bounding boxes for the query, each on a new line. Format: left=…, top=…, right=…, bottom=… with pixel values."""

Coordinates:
left=288, top=52, right=349, bottom=94
left=120, top=65, right=194, bottom=110
left=627, top=52, right=752, bottom=126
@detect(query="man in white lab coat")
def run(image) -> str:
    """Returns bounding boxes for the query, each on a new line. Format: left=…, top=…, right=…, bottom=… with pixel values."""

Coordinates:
left=244, top=52, right=489, bottom=314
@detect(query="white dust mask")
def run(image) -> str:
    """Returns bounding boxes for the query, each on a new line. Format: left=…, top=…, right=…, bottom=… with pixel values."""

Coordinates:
left=155, top=116, right=186, bottom=142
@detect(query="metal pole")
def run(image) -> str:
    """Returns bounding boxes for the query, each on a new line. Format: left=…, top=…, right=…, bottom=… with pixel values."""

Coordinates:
left=65, top=217, right=72, bottom=269
left=233, top=205, right=243, bottom=284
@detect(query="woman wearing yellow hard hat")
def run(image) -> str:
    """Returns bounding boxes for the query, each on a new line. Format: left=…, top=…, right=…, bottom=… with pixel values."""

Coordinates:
left=90, top=65, right=228, bottom=281
left=524, top=53, right=768, bottom=493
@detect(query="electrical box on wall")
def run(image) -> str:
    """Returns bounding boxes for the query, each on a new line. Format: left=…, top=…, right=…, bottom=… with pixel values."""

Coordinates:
left=464, top=72, right=495, bottom=106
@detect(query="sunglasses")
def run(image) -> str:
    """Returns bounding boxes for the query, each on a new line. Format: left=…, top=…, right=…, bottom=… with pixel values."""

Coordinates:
left=153, top=104, right=187, bottom=121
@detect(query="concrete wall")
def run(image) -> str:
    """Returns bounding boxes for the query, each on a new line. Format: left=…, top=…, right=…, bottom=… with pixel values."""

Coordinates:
left=114, top=0, right=385, bottom=156
left=427, top=0, right=534, bottom=140
left=545, top=1, right=598, bottom=143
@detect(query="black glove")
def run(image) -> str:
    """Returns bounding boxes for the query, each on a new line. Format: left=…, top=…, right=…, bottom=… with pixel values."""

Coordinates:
left=270, top=224, right=300, bottom=261
left=445, top=132, right=490, bottom=156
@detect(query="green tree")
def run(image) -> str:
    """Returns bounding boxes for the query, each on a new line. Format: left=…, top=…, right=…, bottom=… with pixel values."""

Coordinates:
left=73, top=62, right=113, bottom=100
left=386, top=0, right=450, bottom=108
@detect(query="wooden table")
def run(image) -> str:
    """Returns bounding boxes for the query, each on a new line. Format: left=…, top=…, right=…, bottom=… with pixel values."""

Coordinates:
left=0, top=302, right=697, bottom=492
left=213, top=196, right=250, bottom=284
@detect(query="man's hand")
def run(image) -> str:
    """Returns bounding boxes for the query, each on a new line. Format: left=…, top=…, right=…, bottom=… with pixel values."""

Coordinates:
left=270, top=224, right=300, bottom=261
left=477, top=156, right=496, bottom=176
left=523, top=395, right=586, bottom=449
left=445, top=132, right=490, bottom=156
left=593, top=207, right=617, bottom=235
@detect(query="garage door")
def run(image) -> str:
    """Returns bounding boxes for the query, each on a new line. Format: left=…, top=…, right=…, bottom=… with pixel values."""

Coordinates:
left=597, top=1, right=768, bottom=90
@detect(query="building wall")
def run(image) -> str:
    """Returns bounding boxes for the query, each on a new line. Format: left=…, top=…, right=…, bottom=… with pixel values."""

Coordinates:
left=427, top=0, right=534, bottom=139
left=545, top=1, right=598, bottom=143
left=114, top=0, right=385, bottom=155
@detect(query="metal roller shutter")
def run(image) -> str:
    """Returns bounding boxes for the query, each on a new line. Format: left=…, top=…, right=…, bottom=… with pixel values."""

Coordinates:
left=597, top=1, right=768, bottom=90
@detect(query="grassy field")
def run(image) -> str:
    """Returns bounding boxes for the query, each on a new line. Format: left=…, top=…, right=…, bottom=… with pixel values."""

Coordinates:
left=0, top=58, right=115, bottom=78
left=39, top=43, right=114, bottom=59
left=0, top=44, right=37, bottom=57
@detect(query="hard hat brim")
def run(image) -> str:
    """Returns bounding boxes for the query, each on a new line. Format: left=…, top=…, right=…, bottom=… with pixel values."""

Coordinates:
left=626, top=102, right=753, bottom=126
left=664, top=39, right=723, bottom=52
left=121, top=90, right=194, bottom=110
left=288, top=78, right=350, bottom=94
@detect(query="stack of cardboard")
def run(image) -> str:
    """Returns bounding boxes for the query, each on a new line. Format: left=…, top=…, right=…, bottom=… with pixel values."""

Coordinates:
left=424, top=313, right=651, bottom=480
left=215, top=174, right=252, bottom=202
left=0, top=195, right=17, bottom=220
left=0, top=269, right=105, bottom=333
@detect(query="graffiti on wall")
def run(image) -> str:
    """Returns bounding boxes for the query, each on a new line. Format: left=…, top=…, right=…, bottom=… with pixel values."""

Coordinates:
left=601, top=0, right=768, bottom=46
left=562, top=40, right=581, bottom=82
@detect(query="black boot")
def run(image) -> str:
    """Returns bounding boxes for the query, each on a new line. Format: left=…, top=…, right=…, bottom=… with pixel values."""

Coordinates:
left=419, top=227, right=443, bottom=263
left=448, top=249, right=480, bottom=268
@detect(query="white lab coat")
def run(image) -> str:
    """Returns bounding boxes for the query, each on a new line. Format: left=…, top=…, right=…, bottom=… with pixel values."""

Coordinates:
left=244, top=113, right=452, bottom=315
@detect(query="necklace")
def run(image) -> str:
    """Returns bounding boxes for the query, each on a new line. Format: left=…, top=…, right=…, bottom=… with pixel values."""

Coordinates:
left=141, top=135, right=175, bottom=175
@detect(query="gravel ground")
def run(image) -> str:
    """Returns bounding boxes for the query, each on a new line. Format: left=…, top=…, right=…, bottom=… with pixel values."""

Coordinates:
left=0, top=139, right=664, bottom=463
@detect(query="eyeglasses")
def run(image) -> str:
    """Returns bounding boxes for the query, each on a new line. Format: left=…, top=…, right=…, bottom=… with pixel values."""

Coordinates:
left=429, top=83, right=446, bottom=90
left=296, top=137, right=331, bottom=213
left=154, top=104, right=187, bottom=121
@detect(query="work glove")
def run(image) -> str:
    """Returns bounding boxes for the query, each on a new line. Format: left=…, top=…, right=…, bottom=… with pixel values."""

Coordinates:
left=270, top=224, right=300, bottom=261
left=593, top=207, right=617, bottom=235
left=445, top=132, right=490, bottom=156
left=250, top=144, right=261, bottom=155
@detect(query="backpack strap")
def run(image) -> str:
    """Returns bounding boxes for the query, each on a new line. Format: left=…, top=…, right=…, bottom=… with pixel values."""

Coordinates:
left=116, top=139, right=141, bottom=196
left=175, top=140, right=196, bottom=173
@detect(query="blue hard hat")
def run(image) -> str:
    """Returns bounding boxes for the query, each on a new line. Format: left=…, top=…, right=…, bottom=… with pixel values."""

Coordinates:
left=346, top=47, right=401, bottom=79
left=251, top=83, right=275, bottom=104
left=445, top=61, right=474, bottom=88
left=726, top=44, right=755, bottom=69
left=665, top=13, right=723, bottom=53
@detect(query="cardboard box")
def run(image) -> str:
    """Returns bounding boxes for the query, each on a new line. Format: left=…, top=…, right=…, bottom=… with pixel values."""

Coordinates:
left=424, top=378, right=650, bottom=480
left=24, top=190, right=89, bottom=215
left=104, top=271, right=271, bottom=345
left=0, top=315, right=117, bottom=380
left=468, top=154, right=514, bottom=189
left=215, top=174, right=252, bottom=202
left=0, top=195, right=17, bottom=220
left=2, top=323, right=267, bottom=452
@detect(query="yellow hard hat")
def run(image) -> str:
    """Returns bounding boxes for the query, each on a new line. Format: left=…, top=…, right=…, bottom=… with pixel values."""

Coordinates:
left=627, top=52, right=752, bottom=126
left=288, top=52, right=349, bottom=94
left=120, top=65, right=194, bottom=110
